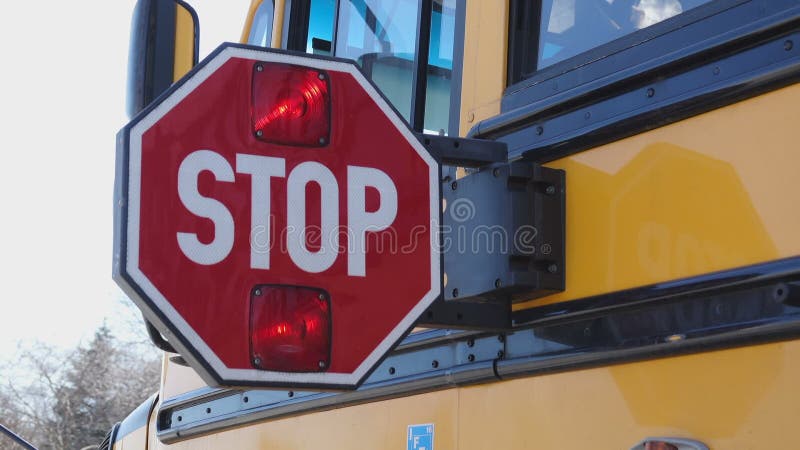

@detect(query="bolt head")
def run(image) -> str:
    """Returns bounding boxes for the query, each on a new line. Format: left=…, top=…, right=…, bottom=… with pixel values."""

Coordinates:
left=547, top=264, right=558, bottom=273
left=545, top=185, right=556, bottom=195
left=256, top=64, right=263, bottom=72
left=318, top=360, right=326, bottom=369
left=254, top=288, right=262, bottom=296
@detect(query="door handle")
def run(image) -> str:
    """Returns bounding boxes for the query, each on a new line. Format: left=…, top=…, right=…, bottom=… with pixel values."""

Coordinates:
left=630, top=437, right=709, bottom=450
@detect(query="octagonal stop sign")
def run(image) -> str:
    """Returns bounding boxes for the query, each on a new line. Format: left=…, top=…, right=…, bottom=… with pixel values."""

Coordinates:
left=114, top=45, right=441, bottom=389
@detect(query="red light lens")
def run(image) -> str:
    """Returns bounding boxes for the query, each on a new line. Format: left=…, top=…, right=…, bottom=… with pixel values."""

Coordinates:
left=250, top=285, right=331, bottom=372
left=251, top=63, right=331, bottom=147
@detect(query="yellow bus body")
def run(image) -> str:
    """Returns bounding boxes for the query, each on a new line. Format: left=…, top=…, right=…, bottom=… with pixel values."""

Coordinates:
left=112, top=0, right=800, bottom=448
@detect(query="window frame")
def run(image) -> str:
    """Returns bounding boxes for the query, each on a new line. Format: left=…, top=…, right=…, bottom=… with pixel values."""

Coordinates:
left=507, top=0, right=746, bottom=88
left=487, top=0, right=800, bottom=161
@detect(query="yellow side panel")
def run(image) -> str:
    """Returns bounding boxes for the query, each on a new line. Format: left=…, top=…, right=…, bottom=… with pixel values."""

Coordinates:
left=516, top=84, right=800, bottom=308
left=151, top=341, right=800, bottom=449
left=160, top=354, right=207, bottom=400
left=155, top=390, right=458, bottom=450
left=459, top=340, right=800, bottom=449
left=458, top=0, right=508, bottom=135
left=173, top=6, right=195, bottom=82
left=114, top=425, right=148, bottom=450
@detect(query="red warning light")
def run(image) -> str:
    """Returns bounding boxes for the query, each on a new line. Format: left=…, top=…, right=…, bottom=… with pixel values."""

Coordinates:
left=251, top=62, right=331, bottom=147
left=250, top=285, right=331, bottom=372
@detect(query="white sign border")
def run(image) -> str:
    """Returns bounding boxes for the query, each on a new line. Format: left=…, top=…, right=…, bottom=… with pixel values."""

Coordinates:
left=124, top=45, right=441, bottom=387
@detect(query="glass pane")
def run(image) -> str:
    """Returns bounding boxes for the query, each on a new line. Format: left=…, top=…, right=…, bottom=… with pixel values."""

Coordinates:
left=306, top=0, right=336, bottom=55
left=335, top=0, right=421, bottom=121
left=248, top=0, right=275, bottom=47
left=539, top=0, right=714, bottom=69
left=424, top=0, right=456, bottom=135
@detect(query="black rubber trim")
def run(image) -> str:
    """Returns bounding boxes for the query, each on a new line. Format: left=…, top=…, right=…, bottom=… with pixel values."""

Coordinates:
left=513, top=256, right=800, bottom=326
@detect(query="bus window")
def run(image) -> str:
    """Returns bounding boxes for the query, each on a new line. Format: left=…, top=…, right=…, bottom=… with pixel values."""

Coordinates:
left=336, top=0, right=422, bottom=122
left=306, top=0, right=336, bottom=55
left=424, top=0, right=456, bottom=135
left=248, top=1, right=275, bottom=47
left=509, top=0, right=716, bottom=83
left=538, top=0, right=713, bottom=69
left=289, top=0, right=459, bottom=135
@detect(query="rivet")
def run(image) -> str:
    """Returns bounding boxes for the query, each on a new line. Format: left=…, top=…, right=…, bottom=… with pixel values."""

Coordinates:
left=494, top=278, right=502, bottom=288
left=319, top=137, right=327, bottom=145
left=255, top=130, right=263, bottom=137
left=450, top=181, right=458, bottom=190
left=493, top=167, right=500, bottom=177
left=467, top=339, right=475, bottom=347
left=318, top=360, right=326, bottom=369
left=254, top=288, right=262, bottom=296
left=467, top=111, right=475, bottom=123
left=255, top=64, right=263, bottom=72
left=318, top=293, right=326, bottom=300
left=318, top=72, right=326, bottom=80
left=713, top=66, right=720, bottom=75
left=497, top=350, right=504, bottom=358
left=288, top=391, right=294, bottom=397
left=497, top=334, right=505, bottom=343
left=389, top=366, right=396, bottom=375
left=785, top=40, right=794, bottom=51
left=467, top=354, right=475, bottom=362
left=536, top=126, right=544, bottom=136
left=584, top=111, right=591, bottom=120
left=432, top=360, right=439, bottom=368
left=646, top=87, right=655, bottom=98
left=545, top=185, right=556, bottom=195
left=452, top=288, right=459, bottom=298
left=547, top=264, right=558, bottom=273
left=253, top=357, right=262, bottom=366
left=206, top=408, right=211, bottom=414
left=665, top=334, right=686, bottom=343
left=243, top=396, right=249, bottom=403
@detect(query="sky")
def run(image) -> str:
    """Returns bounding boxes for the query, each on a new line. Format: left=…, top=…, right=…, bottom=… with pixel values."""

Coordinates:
left=0, top=0, right=251, bottom=361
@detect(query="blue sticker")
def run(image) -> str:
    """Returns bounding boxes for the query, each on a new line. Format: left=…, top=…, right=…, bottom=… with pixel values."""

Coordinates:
left=407, top=424, right=434, bottom=450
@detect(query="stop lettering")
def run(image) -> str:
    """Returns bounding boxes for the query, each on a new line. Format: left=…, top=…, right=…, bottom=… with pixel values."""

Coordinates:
left=176, top=150, right=398, bottom=276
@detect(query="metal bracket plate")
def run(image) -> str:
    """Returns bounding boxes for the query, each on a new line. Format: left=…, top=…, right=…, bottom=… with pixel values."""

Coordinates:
left=441, top=161, right=565, bottom=304
left=414, top=135, right=566, bottom=330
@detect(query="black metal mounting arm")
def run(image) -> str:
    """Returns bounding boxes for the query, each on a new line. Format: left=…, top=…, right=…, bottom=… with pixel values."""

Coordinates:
left=415, top=133, right=508, bottom=168
left=415, top=136, right=566, bottom=331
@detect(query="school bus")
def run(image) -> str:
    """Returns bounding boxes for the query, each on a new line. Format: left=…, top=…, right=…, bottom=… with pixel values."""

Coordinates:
left=107, top=0, right=800, bottom=449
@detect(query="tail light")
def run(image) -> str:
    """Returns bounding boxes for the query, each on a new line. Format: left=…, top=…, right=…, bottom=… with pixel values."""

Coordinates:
left=250, top=285, right=331, bottom=372
left=251, top=62, right=331, bottom=147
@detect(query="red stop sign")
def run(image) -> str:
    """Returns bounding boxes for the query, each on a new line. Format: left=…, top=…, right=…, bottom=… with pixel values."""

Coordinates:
left=114, top=45, right=441, bottom=389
